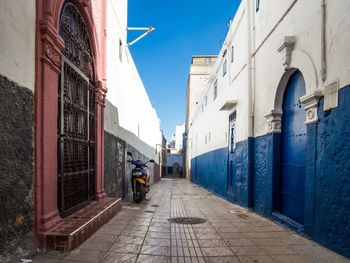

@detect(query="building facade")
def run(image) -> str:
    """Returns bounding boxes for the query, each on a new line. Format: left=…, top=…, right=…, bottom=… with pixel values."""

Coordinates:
left=0, top=0, right=161, bottom=261
left=104, top=0, right=162, bottom=198
left=187, top=0, right=350, bottom=258
left=184, top=56, right=217, bottom=178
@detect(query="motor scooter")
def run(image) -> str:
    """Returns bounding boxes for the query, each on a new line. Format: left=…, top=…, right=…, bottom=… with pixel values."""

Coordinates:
left=127, top=151, right=154, bottom=203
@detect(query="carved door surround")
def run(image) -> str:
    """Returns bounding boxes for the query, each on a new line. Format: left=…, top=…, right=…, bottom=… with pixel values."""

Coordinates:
left=34, top=0, right=107, bottom=247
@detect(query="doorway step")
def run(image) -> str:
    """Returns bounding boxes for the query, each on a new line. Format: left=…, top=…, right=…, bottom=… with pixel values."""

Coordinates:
left=45, top=198, right=121, bottom=252
left=271, top=212, right=305, bottom=235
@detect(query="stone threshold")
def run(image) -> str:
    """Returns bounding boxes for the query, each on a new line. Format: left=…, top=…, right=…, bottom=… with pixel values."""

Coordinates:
left=45, top=198, right=122, bottom=252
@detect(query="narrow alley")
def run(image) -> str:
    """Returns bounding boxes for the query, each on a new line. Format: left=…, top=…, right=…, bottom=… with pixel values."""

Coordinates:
left=32, top=179, right=349, bottom=263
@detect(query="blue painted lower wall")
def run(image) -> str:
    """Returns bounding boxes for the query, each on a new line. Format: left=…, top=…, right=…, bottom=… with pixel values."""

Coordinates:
left=191, top=147, right=228, bottom=198
left=190, top=86, right=350, bottom=258
left=310, top=86, right=350, bottom=258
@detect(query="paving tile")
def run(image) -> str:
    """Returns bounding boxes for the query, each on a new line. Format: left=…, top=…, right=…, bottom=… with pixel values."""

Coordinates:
left=244, top=231, right=290, bottom=238
left=201, top=246, right=234, bottom=257
left=197, top=239, right=227, bottom=247
left=79, top=239, right=113, bottom=252
left=143, top=237, right=171, bottom=246
left=270, top=255, right=310, bottom=263
left=140, top=245, right=171, bottom=256
left=63, top=248, right=103, bottom=262
left=90, top=233, right=118, bottom=243
left=121, top=229, right=147, bottom=237
left=100, top=252, right=137, bottom=263
left=146, top=231, right=170, bottom=239
left=124, top=225, right=149, bottom=232
left=195, top=233, right=222, bottom=239
left=260, top=245, right=297, bottom=255
left=225, top=238, right=255, bottom=247
left=289, top=244, right=350, bottom=263
left=148, top=226, right=171, bottom=233
left=220, top=232, right=247, bottom=239
left=237, top=255, right=276, bottom=263
left=115, top=235, right=144, bottom=245
left=250, top=237, right=293, bottom=246
left=192, top=228, right=217, bottom=234
left=109, top=243, right=141, bottom=254
left=171, top=257, right=205, bottom=263
left=230, top=246, right=267, bottom=256
left=137, top=254, right=171, bottom=263
left=204, top=256, right=240, bottom=263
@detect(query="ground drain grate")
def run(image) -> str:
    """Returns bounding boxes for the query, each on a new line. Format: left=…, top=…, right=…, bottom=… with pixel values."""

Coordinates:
left=151, top=205, right=159, bottom=207
left=144, top=210, right=155, bottom=213
left=168, top=217, right=207, bottom=225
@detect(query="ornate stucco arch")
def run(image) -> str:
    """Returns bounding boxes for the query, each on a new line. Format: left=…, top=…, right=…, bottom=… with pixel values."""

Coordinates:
left=34, top=0, right=107, bottom=247
left=266, top=48, right=322, bottom=133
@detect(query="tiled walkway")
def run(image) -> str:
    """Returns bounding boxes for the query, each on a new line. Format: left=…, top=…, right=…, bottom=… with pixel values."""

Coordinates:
left=32, top=179, right=350, bottom=263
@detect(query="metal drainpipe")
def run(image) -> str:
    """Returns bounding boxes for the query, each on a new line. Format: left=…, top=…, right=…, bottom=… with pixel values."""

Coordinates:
left=246, top=0, right=253, bottom=138
left=321, top=0, right=327, bottom=82
left=246, top=0, right=254, bottom=208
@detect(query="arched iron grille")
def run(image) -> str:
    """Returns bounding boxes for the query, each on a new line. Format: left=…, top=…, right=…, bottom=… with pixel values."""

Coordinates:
left=58, top=1, right=96, bottom=216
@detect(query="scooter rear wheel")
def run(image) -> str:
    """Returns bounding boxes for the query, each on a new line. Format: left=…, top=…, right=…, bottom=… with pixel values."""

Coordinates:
left=133, top=183, right=145, bottom=203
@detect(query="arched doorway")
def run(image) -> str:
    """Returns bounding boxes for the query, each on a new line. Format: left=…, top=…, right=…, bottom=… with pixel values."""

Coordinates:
left=57, top=2, right=96, bottom=216
left=173, top=163, right=181, bottom=177
left=279, top=70, right=306, bottom=224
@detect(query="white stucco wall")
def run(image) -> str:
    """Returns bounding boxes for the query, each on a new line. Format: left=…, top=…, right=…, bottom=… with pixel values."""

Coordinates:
left=0, top=0, right=35, bottom=90
left=175, top=124, right=185, bottom=151
left=188, top=3, right=248, bottom=158
left=105, top=0, right=161, bottom=161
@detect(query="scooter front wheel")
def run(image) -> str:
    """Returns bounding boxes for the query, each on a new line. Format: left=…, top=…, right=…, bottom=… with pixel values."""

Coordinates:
left=133, top=183, right=145, bottom=203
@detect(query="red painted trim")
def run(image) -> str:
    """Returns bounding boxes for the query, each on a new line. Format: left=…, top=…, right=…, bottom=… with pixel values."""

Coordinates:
left=34, top=0, right=107, bottom=248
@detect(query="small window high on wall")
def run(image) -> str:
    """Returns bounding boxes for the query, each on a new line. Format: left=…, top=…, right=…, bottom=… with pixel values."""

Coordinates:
left=119, top=39, right=123, bottom=61
left=231, top=45, right=234, bottom=63
left=213, top=80, right=218, bottom=100
left=223, top=59, right=227, bottom=77
left=256, top=0, right=260, bottom=12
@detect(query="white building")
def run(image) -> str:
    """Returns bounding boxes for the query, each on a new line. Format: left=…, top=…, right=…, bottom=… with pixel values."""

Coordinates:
left=186, top=0, right=350, bottom=258
left=169, top=124, right=185, bottom=154
left=105, top=0, right=162, bottom=194
left=185, top=56, right=217, bottom=178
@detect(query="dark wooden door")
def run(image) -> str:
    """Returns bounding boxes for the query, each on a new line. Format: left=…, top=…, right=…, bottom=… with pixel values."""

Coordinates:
left=58, top=2, right=96, bottom=216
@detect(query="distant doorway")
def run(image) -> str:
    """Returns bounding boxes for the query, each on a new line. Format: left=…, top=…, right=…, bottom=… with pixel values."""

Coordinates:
left=279, top=71, right=306, bottom=224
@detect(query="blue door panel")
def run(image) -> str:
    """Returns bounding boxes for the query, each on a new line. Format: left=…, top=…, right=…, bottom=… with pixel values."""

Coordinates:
left=280, top=71, right=306, bottom=224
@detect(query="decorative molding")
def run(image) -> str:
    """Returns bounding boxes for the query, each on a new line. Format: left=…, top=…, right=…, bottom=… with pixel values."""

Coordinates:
left=300, top=90, right=323, bottom=125
left=278, top=36, right=296, bottom=70
left=43, top=42, right=61, bottom=68
left=40, top=20, right=64, bottom=72
left=96, top=81, right=107, bottom=106
left=265, top=110, right=283, bottom=134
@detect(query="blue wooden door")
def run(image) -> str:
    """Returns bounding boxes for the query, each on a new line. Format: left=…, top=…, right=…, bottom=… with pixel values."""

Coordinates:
left=280, top=71, right=306, bottom=224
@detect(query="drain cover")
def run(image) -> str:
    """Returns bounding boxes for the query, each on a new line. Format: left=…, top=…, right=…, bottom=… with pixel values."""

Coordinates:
left=144, top=210, right=155, bottom=213
left=151, top=205, right=159, bottom=207
left=168, top=217, right=207, bottom=225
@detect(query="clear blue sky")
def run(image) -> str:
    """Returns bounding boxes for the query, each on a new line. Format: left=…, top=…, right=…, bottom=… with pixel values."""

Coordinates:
left=127, top=1, right=241, bottom=141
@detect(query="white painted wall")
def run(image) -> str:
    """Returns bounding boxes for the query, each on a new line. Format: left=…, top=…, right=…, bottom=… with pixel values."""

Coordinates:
left=188, top=3, right=248, bottom=159
left=175, top=124, right=185, bottom=151
left=188, top=0, right=350, bottom=159
left=0, top=0, right=35, bottom=90
left=105, top=0, right=161, bottom=161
